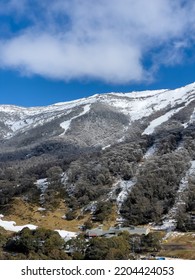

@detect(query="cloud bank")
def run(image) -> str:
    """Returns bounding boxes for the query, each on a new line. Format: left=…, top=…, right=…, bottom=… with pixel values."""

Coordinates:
left=0, top=0, right=195, bottom=84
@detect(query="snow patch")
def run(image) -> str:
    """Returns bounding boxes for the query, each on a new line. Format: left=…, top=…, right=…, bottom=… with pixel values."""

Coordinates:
left=84, top=201, right=97, bottom=214
left=35, top=178, right=48, bottom=193
left=102, top=144, right=111, bottom=150
left=0, top=216, right=37, bottom=232
left=0, top=215, right=77, bottom=240
left=55, top=230, right=77, bottom=240
left=60, top=104, right=91, bottom=135
left=37, top=207, right=46, bottom=212
left=143, top=145, right=156, bottom=159
left=35, top=178, right=48, bottom=205
left=142, top=106, right=186, bottom=135
left=189, top=160, right=195, bottom=175
left=117, top=179, right=136, bottom=211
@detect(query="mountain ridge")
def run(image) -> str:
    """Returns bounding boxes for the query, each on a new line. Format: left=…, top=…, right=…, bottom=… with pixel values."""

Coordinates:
left=0, top=82, right=195, bottom=144
left=0, top=82, right=195, bottom=237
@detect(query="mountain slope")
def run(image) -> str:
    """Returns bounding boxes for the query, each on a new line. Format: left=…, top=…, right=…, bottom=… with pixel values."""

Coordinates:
left=0, top=83, right=195, bottom=147
left=0, top=82, right=195, bottom=233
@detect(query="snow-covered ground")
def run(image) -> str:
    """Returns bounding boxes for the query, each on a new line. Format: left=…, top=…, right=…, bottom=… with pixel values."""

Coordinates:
left=0, top=214, right=37, bottom=232
left=108, top=82, right=195, bottom=122
left=0, top=96, right=96, bottom=139
left=142, top=106, right=186, bottom=135
left=1, top=82, right=195, bottom=139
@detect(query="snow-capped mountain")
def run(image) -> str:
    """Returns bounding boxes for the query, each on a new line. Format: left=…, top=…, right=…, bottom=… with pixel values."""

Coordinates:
left=0, top=82, right=195, bottom=237
left=0, top=83, right=195, bottom=150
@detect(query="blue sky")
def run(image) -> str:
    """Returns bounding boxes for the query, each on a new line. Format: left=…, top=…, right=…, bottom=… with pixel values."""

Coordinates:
left=0, top=0, right=195, bottom=107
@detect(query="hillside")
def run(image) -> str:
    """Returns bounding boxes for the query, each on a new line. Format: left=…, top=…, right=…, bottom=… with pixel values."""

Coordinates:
left=0, top=83, right=195, bottom=259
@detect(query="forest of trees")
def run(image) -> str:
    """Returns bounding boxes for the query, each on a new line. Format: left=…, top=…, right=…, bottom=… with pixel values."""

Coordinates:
left=176, top=174, right=195, bottom=231
left=121, top=150, right=190, bottom=225
left=0, top=227, right=161, bottom=260
left=0, top=121, right=195, bottom=238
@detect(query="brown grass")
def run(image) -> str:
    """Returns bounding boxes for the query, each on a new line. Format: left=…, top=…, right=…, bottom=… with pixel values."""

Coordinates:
left=1, top=198, right=90, bottom=232
left=159, top=232, right=195, bottom=259
left=103, top=205, right=118, bottom=229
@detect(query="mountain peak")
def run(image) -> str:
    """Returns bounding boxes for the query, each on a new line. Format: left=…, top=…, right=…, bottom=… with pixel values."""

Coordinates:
left=0, top=82, right=194, bottom=142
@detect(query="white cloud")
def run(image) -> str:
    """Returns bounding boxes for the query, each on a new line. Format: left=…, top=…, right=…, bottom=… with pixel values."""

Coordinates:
left=0, top=0, right=195, bottom=84
left=0, top=32, right=143, bottom=83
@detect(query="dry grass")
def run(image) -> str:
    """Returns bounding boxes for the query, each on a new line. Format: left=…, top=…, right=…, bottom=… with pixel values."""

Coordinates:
left=159, top=249, right=195, bottom=259
left=0, top=226, right=13, bottom=237
left=103, top=205, right=118, bottom=229
left=1, top=198, right=90, bottom=232
left=159, top=232, right=195, bottom=259
left=1, top=198, right=120, bottom=235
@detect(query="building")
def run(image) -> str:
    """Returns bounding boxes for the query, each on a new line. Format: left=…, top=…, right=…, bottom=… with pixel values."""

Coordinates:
left=86, top=225, right=150, bottom=238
